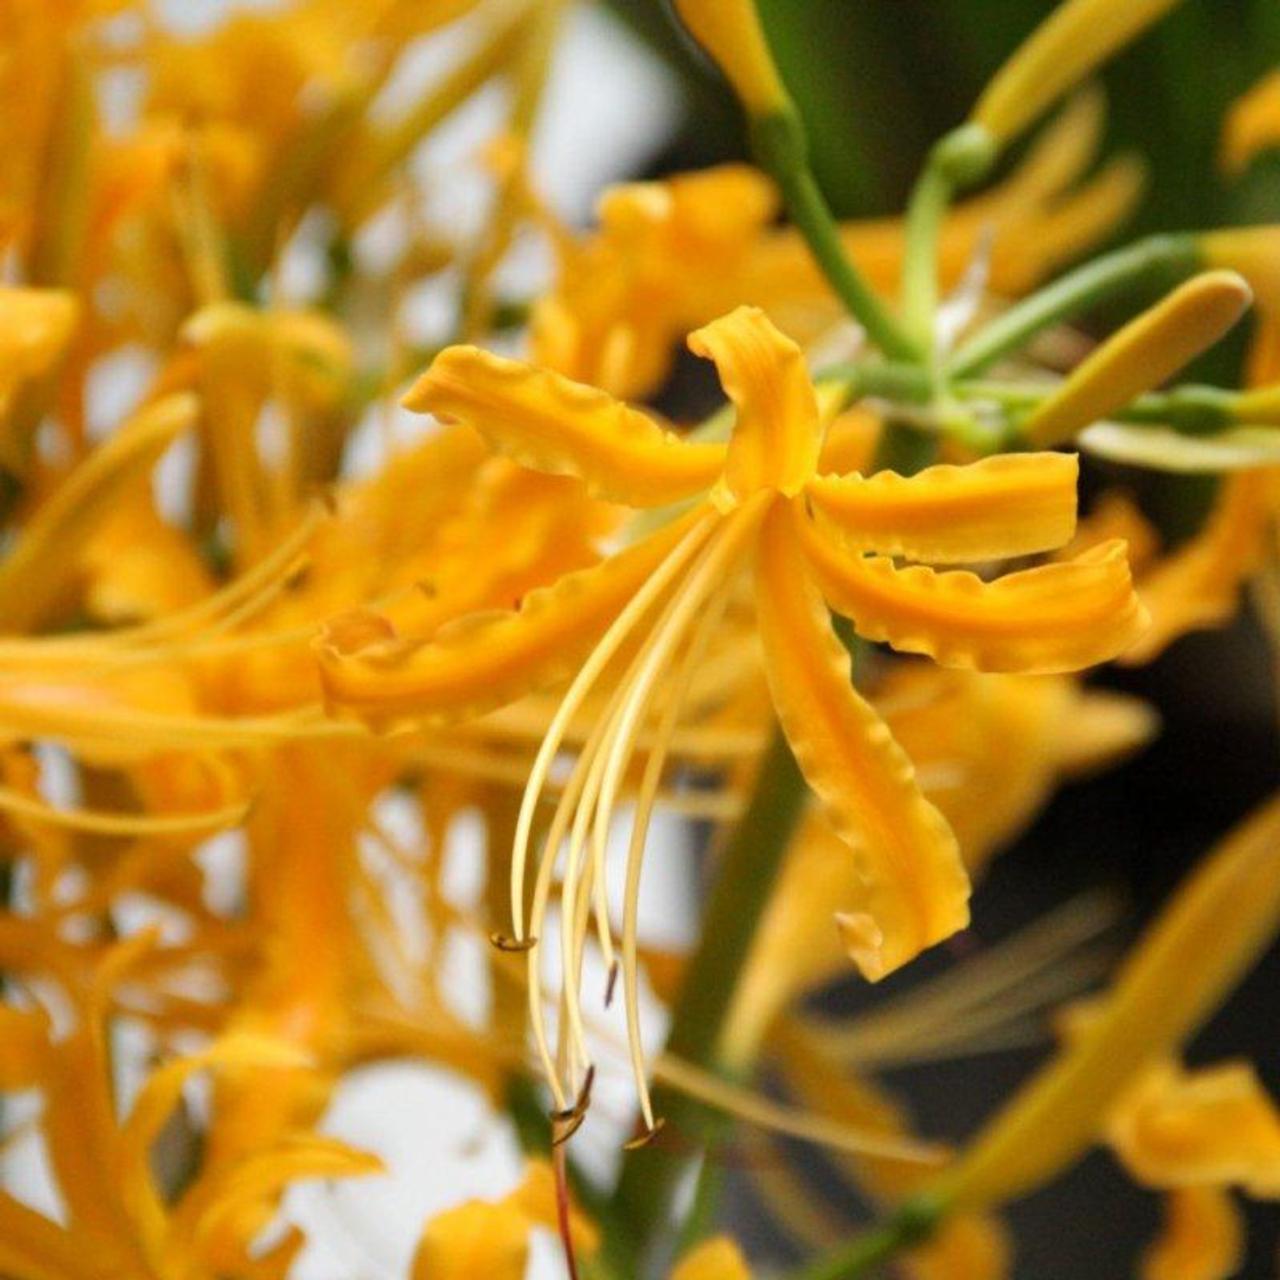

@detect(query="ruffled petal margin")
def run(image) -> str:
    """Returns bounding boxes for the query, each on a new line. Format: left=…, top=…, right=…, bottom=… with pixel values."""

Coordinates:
left=798, top=512, right=1148, bottom=674
left=403, top=345, right=724, bottom=507
left=805, top=452, right=1079, bottom=564
left=754, top=500, right=970, bottom=981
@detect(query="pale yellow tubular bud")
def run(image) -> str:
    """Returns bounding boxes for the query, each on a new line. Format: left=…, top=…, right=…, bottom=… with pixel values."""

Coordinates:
left=972, top=0, right=1188, bottom=148
left=1024, top=271, right=1253, bottom=447
left=932, top=794, right=1280, bottom=1213
left=673, top=0, right=790, bottom=117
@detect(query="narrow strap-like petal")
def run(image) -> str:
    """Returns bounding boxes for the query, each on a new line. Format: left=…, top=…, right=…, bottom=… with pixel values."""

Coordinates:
left=1107, top=1058, right=1280, bottom=1196
left=403, top=345, right=725, bottom=507
left=688, top=306, right=820, bottom=505
left=805, top=452, right=1079, bottom=564
left=1141, top=1188, right=1242, bottom=1280
left=798, top=510, right=1148, bottom=673
left=755, top=501, right=969, bottom=981
left=317, top=510, right=711, bottom=726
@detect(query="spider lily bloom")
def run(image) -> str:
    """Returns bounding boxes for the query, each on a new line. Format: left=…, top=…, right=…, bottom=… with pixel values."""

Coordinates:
left=321, top=304, right=1146, bottom=1128
left=0, top=933, right=381, bottom=1280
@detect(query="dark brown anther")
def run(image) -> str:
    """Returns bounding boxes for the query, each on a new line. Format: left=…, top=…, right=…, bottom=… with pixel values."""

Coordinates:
left=622, top=1116, right=666, bottom=1151
left=489, top=931, right=537, bottom=952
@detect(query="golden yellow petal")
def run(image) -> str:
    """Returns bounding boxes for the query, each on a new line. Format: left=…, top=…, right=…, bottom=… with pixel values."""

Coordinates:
left=1222, top=69, right=1280, bottom=176
left=403, top=345, right=725, bottom=507
left=670, top=1236, right=752, bottom=1280
left=0, top=1193, right=104, bottom=1280
left=1123, top=471, right=1274, bottom=664
left=508, top=1159, right=601, bottom=1257
left=1141, top=1188, right=1243, bottom=1280
left=688, top=306, right=820, bottom=506
left=317, top=508, right=711, bottom=725
left=798, top=511, right=1147, bottom=673
left=805, top=453, right=1078, bottom=564
left=1200, top=228, right=1280, bottom=316
left=0, top=1004, right=48, bottom=1090
left=411, top=1200, right=530, bottom=1280
left=0, top=393, right=196, bottom=633
left=904, top=1213, right=1011, bottom=1280
left=1109, top=1059, right=1280, bottom=1196
left=755, top=501, right=969, bottom=981
left=1024, top=271, right=1253, bottom=446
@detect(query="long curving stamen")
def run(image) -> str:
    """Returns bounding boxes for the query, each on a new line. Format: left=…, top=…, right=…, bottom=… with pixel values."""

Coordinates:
left=510, top=512, right=716, bottom=944
left=620, top=577, right=735, bottom=1134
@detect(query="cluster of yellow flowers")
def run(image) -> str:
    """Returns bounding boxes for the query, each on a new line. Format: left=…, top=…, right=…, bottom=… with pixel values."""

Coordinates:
left=1, top=0, right=1280, bottom=1277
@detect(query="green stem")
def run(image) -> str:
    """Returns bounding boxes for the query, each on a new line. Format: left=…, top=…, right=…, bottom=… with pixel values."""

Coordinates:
left=954, top=378, right=1239, bottom=433
left=750, top=111, right=922, bottom=363
left=901, top=125, right=997, bottom=352
left=947, top=233, right=1202, bottom=378
left=784, top=1198, right=943, bottom=1280
left=900, top=161, right=952, bottom=352
left=609, top=730, right=808, bottom=1269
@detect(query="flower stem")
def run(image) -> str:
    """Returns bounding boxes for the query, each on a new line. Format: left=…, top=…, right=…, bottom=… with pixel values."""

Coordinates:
left=750, top=110, right=922, bottom=363
left=609, top=729, right=809, bottom=1270
left=784, top=1197, right=943, bottom=1280
left=901, top=125, right=996, bottom=351
left=947, top=233, right=1201, bottom=377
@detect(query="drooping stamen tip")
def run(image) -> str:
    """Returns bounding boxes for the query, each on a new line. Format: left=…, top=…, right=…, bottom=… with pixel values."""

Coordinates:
left=604, top=960, right=620, bottom=1008
left=489, top=931, right=538, bottom=953
left=550, top=1066, right=596, bottom=1146
left=622, top=1116, right=666, bottom=1151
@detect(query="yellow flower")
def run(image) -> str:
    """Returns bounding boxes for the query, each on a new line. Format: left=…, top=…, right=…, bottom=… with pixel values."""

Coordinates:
left=533, top=93, right=1141, bottom=400
left=321, top=305, right=1146, bottom=1126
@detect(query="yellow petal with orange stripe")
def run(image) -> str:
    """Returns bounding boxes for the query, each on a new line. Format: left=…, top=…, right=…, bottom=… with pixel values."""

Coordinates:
left=403, top=345, right=725, bottom=507
left=798, top=513, right=1147, bottom=673
left=805, top=453, right=1079, bottom=564
left=755, top=501, right=969, bottom=981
